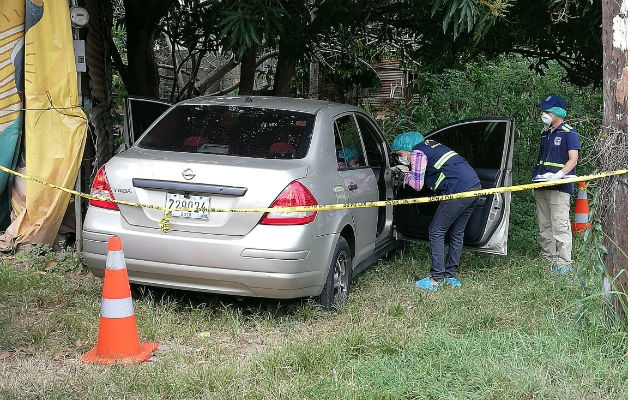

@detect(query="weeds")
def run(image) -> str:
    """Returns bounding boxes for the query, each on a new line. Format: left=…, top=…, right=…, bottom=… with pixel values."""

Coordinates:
left=574, top=220, right=628, bottom=330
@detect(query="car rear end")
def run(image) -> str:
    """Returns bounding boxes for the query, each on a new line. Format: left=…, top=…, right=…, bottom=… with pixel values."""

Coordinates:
left=82, top=99, right=339, bottom=298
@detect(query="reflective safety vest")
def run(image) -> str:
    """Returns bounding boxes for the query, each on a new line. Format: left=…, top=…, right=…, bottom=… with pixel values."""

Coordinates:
left=531, top=121, right=581, bottom=194
left=413, top=139, right=480, bottom=195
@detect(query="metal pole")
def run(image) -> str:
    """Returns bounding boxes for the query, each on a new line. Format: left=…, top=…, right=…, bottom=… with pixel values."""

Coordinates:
left=72, top=0, right=82, bottom=251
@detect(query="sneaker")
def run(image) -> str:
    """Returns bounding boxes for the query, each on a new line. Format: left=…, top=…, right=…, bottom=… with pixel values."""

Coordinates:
left=444, top=277, right=462, bottom=287
left=551, top=265, right=572, bottom=275
left=414, top=277, right=440, bottom=291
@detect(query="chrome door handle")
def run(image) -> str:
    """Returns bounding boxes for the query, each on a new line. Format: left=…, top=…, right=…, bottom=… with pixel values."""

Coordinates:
left=348, top=183, right=358, bottom=191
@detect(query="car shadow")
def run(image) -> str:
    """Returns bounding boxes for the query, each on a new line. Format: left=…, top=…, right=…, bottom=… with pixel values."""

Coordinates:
left=130, top=283, right=319, bottom=318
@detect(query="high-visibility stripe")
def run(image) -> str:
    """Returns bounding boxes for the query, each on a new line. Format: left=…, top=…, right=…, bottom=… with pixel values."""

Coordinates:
left=577, top=191, right=587, bottom=199
left=538, top=161, right=565, bottom=168
left=100, top=297, right=135, bottom=319
left=574, top=213, right=589, bottom=223
left=434, top=151, right=457, bottom=169
left=433, top=172, right=446, bottom=191
left=103, top=268, right=132, bottom=299
left=106, top=250, right=126, bottom=270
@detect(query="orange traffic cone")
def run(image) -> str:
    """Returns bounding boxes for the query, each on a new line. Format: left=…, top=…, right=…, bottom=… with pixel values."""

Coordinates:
left=572, top=182, right=592, bottom=234
left=81, top=236, right=157, bottom=364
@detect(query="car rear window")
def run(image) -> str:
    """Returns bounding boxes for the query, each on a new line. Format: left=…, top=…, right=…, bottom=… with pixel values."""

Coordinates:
left=137, top=105, right=315, bottom=159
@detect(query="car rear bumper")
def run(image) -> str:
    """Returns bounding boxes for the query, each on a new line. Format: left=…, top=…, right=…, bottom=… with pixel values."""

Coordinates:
left=82, top=208, right=337, bottom=299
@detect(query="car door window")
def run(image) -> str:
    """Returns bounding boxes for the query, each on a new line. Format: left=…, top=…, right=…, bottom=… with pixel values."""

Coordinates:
left=426, top=120, right=508, bottom=174
left=334, top=115, right=366, bottom=170
left=125, top=96, right=172, bottom=147
left=355, top=114, right=385, bottom=167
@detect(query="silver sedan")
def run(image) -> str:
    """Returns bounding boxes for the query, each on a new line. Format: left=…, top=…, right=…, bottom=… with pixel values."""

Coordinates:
left=82, top=96, right=514, bottom=306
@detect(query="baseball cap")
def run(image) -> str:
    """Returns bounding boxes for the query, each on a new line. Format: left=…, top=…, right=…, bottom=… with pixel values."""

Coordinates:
left=536, top=95, right=566, bottom=111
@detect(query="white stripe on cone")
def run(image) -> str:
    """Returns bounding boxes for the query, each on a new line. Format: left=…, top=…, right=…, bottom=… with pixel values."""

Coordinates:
left=100, top=297, right=135, bottom=319
left=575, top=213, right=589, bottom=223
left=106, top=250, right=126, bottom=270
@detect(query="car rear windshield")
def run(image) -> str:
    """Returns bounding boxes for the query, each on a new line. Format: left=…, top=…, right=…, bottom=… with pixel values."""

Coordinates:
left=138, top=105, right=315, bottom=159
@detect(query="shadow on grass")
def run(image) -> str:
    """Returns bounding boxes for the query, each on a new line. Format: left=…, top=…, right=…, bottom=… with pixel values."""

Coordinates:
left=130, top=283, right=319, bottom=319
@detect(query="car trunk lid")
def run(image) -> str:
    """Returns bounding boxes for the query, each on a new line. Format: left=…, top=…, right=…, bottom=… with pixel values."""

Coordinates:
left=104, top=148, right=309, bottom=236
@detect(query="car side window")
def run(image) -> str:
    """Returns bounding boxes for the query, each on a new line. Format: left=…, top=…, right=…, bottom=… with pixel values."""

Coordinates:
left=427, top=121, right=508, bottom=169
left=334, top=115, right=366, bottom=170
left=355, top=114, right=384, bottom=167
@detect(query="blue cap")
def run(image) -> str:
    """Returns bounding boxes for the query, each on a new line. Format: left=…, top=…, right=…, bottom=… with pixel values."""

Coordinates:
left=392, top=131, right=425, bottom=152
left=338, top=146, right=359, bottom=161
left=537, top=95, right=566, bottom=111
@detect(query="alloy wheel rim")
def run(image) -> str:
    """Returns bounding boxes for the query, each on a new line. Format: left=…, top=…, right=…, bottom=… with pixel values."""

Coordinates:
left=333, top=250, right=349, bottom=303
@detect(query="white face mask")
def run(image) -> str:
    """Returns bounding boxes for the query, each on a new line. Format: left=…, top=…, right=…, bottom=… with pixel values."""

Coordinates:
left=541, top=112, right=553, bottom=127
left=397, top=155, right=410, bottom=165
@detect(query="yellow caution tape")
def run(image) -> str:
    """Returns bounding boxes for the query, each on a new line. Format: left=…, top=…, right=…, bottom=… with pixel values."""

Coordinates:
left=0, top=164, right=626, bottom=233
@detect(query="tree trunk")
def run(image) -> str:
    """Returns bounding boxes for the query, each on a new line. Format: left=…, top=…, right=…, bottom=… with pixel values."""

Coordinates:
left=85, top=0, right=114, bottom=169
left=273, top=38, right=297, bottom=97
left=163, top=32, right=185, bottom=100
left=309, top=61, right=319, bottom=99
left=123, top=0, right=174, bottom=97
left=601, top=0, right=628, bottom=323
left=238, top=47, right=258, bottom=95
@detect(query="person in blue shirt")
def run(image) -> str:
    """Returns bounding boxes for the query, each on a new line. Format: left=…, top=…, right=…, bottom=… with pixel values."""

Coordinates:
left=531, top=95, right=580, bottom=274
left=392, top=131, right=481, bottom=291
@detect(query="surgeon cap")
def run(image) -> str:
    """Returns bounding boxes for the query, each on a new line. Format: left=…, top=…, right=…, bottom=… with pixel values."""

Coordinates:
left=338, top=146, right=359, bottom=161
left=392, top=131, right=425, bottom=152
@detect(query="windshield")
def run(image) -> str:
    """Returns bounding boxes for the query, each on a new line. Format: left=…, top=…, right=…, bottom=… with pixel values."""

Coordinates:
left=138, top=105, right=315, bottom=159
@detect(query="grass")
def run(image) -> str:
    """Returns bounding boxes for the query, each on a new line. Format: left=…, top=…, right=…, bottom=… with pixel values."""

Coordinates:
left=0, top=195, right=627, bottom=399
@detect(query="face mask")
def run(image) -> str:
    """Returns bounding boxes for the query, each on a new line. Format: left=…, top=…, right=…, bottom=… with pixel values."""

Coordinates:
left=541, top=112, right=553, bottom=127
left=397, top=155, right=410, bottom=165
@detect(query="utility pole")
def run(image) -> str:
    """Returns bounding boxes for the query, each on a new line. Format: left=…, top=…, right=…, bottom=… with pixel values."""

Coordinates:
left=601, top=0, right=628, bottom=322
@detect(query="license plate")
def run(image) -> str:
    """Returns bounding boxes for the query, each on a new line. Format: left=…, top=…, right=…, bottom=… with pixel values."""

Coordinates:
left=165, top=193, right=210, bottom=219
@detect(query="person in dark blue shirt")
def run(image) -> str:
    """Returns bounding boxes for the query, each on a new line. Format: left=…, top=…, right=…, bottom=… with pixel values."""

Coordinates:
left=531, top=95, right=580, bottom=274
left=392, top=132, right=481, bottom=291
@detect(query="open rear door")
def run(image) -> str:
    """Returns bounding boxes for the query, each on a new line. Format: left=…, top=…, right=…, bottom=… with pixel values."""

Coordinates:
left=123, top=96, right=172, bottom=148
left=393, top=118, right=514, bottom=255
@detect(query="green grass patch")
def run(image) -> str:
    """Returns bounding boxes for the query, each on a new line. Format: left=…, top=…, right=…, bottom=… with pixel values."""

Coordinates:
left=0, top=237, right=626, bottom=399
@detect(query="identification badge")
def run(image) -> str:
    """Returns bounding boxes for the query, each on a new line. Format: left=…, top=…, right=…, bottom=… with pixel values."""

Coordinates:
left=554, top=136, right=562, bottom=146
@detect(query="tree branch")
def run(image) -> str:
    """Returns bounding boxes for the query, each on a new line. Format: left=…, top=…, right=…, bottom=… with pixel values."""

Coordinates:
left=108, top=35, right=129, bottom=88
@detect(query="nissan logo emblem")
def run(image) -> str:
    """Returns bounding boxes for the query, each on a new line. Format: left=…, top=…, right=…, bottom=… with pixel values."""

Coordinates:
left=182, top=168, right=195, bottom=180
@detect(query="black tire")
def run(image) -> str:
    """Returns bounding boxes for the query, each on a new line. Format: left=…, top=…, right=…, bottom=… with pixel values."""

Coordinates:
left=316, top=237, right=352, bottom=308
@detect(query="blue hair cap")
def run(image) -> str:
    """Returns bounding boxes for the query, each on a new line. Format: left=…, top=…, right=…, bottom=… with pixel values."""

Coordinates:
left=545, top=106, right=567, bottom=118
left=392, top=131, right=425, bottom=152
left=338, top=146, right=359, bottom=161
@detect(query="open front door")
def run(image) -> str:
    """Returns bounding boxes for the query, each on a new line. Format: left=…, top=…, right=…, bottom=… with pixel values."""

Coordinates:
left=123, top=96, right=172, bottom=148
left=393, top=118, right=514, bottom=255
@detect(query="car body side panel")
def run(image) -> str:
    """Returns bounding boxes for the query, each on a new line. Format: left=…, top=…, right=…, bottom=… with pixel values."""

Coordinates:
left=83, top=207, right=340, bottom=298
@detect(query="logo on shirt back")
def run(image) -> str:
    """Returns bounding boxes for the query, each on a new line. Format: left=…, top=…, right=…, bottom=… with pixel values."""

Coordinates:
left=554, top=136, right=562, bottom=146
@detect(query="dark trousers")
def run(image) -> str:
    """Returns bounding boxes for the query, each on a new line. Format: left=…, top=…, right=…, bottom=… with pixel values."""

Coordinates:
left=429, top=185, right=481, bottom=280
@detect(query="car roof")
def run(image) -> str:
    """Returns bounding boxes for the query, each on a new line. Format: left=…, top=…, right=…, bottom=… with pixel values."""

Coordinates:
left=178, top=96, right=360, bottom=115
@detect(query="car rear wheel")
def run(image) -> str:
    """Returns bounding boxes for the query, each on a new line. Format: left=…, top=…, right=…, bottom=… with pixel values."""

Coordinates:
left=316, top=237, right=351, bottom=308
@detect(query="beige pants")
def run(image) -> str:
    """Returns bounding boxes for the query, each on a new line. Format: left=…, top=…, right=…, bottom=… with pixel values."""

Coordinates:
left=533, top=189, right=572, bottom=266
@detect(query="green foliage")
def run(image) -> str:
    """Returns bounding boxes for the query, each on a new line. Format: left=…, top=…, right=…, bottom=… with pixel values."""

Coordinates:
left=431, top=0, right=512, bottom=39
left=427, top=0, right=602, bottom=85
left=218, top=0, right=283, bottom=56
left=12, top=244, right=85, bottom=274
left=574, top=216, right=628, bottom=329
left=377, top=55, right=602, bottom=178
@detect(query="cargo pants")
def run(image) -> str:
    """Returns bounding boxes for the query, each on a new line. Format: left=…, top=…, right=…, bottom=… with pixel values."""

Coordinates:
left=533, top=189, right=572, bottom=267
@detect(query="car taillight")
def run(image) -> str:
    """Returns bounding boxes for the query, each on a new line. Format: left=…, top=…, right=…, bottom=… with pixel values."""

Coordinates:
left=89, top=165, right=119, bottom=210
left=260, top=181, right=318, bottom=225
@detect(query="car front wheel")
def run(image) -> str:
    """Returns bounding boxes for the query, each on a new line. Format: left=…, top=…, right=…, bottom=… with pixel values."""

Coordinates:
left=316, top=236, right=351, bottom=308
